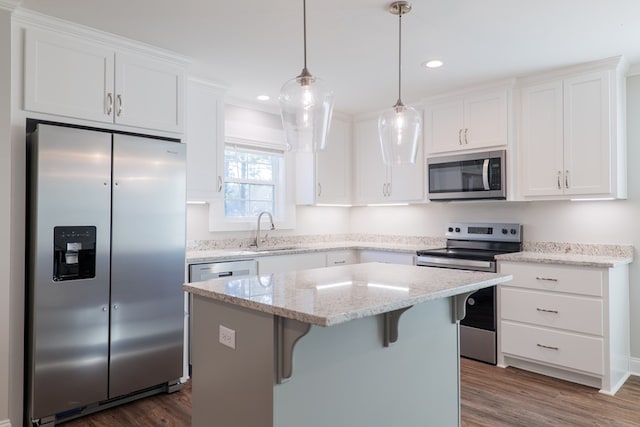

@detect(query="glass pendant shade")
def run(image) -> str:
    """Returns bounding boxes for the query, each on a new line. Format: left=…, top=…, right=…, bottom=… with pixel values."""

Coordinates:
left=279, top=71, right=334, bottom=152
left=378, top=102, right=421, bottom=165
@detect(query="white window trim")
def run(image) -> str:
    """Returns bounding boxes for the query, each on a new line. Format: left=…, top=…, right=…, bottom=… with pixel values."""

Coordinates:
left=208, top=136, right=296, bottom=232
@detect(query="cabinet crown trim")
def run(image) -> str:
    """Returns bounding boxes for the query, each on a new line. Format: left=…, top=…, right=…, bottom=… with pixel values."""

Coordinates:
left=13, top=8, right=191, bottom=65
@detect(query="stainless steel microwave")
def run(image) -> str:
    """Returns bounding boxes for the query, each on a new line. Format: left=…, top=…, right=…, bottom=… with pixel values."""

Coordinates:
left=427, top=150, right=506, bottom=201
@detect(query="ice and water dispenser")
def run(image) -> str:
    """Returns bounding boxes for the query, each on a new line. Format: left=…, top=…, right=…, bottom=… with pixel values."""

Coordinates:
left=53, top=226, right=97, bottom=281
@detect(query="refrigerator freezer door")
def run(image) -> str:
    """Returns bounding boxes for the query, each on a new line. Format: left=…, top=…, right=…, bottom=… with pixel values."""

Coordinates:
left=28, top=124, right=112, bottom=418
left=109, top=134, right=186, bottom=398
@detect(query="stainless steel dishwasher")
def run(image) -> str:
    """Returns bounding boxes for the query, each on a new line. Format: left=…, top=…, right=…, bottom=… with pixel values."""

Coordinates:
left=187, top=259, right=258, bottom=370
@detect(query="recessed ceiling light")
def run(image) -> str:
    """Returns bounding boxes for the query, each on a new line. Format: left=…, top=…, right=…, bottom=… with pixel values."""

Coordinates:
left=256, top=94, right=270, bottom=101
left=423, top=60, right=443, bottom=69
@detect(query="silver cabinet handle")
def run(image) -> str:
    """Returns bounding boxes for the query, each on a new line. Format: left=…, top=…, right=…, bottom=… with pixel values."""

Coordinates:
left=317, top=183, right=322, bottom=197
left=116, top=94, right=123, bottom=117
left=464, top=128, right=469, bottom=144
left=536, top=308, right=559, bottom=314
left=565, top=170, right=569, bottom=189
left=106, top=93, right=113, bottom=115
left=102, top=306, right=108, bottom=312
left=535, top=277, right=558, bottom=282
left=217, top=176, right=223, bottom=192
left=387, top=182, right=392, bottom=197
left=382, top=183, right=386, bottom=196
left=557, top=171, right=562, bottom=190
left=113, top=304, right=119, bottom=310
left=537, top=343, right=559, bottom=351
left=333, top=260, right=346, bottom=265
left=458, top=129, right=462, bottom=145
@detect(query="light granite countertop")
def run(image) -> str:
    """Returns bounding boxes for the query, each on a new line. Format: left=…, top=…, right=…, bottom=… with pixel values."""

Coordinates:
left=183, top=262, right=512, bottom=327
left=186, top=241, right=436, bottom=264
left=496, top=251, right=632, bottom=268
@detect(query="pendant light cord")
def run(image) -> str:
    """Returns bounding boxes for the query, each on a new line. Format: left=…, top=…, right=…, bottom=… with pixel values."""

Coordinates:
left=396, top=10, right=403, bottom=107
left=302, top=0, right=309, bottom=74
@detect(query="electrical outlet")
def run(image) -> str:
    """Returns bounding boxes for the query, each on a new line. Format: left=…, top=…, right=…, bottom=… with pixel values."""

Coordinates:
left=219, top=325, right=236, bottom=349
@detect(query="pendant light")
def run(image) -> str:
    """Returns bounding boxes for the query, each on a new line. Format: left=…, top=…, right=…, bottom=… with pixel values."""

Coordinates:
left=378, top=1, right=422, bottom=165
left=279, top=0, right=334, bottom=152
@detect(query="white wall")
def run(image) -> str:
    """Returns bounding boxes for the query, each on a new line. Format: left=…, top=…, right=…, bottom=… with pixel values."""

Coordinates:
left=0, top=8, right=11, bottom=426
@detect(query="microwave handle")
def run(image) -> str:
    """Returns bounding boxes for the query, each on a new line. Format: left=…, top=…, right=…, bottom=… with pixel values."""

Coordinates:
left=482, top=159, right=490, bottom=190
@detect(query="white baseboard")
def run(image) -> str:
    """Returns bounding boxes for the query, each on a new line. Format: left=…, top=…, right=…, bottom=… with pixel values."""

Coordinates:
left=0, top=418, right=12, bottom=427
left=630, top=356, right=640, bottom=376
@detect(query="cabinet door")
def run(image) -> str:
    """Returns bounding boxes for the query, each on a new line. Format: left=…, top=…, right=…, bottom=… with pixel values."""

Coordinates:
left=563, top=71, right=611, bottom=196
left=520, top=81, right=564, bottom=197
left=24, top=28, right=114, bottom=123
left=389, top=147, right=424, bottom=201
left=424, top=98, right=464, bottom=154
left=185, top=79, right=225, bottom=201
left=257, top=253, right=327, bottom=275
left=359, top=250, right=415, bottom=265
left=463, top=90, right=508, bottom=149
left=354, top=118, right=388, bottom=204
left=114, top=52, right=184, bottom=132
left=317, top=118, right=352, bottom=204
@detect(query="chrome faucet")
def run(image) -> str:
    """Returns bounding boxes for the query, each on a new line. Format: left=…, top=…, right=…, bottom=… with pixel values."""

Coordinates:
left=254, top=211, right=275, bottom=248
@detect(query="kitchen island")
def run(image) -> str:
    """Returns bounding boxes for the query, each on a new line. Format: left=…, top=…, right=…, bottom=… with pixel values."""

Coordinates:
left=184, top=262, right=512, bottom=427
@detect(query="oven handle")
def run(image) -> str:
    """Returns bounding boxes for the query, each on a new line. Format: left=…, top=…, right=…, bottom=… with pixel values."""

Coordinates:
left=482, top=159, right=490, bottom=190
left=416, top=256, right=495, bottom=272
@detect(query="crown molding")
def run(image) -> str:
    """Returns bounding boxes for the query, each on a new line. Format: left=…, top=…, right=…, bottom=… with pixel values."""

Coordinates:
left=12, top=8, right=191, bottom=65
left=0, top=0, right=20, bottom=12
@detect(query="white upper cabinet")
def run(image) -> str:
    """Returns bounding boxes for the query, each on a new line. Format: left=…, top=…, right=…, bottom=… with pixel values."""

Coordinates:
left=353, top=116, right=423, bottom=204
left=113, top=52, right=184, bottom=132
left=185, top=78, right=225, bottom=202
left=518, top=58, right=627, bottom=200
left=24, top=27, right=185, bottom=133
left=296, top=117, right=352, bottom=205
left=424, top=88, right=509, bottom=154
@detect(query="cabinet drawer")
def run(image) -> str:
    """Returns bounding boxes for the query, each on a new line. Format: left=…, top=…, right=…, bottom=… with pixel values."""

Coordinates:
left=501, top=287, right=603, bottom=335
left=326, top=251, right=357, bottom=266
left=501, top=321, right=603, bottom=375
left=499, top=262, right=603, bottom=296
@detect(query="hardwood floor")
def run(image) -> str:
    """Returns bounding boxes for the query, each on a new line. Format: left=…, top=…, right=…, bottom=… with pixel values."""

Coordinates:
left=59, top=360, right=640, bottom=426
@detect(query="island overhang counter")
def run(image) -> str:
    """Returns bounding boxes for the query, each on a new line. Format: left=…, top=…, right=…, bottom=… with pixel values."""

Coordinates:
left=184, top=262, right=512, bottom=427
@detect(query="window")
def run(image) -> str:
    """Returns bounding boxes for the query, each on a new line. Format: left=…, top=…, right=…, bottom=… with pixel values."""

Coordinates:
left=223, top=146, right=282, bottom=217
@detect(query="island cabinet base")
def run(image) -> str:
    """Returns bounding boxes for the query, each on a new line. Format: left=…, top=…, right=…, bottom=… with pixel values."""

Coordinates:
left=192, top=295, right=462, bottom=427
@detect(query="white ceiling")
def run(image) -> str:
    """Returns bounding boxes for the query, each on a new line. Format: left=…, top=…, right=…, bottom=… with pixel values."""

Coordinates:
left=17, top=0, right=640, bottom=115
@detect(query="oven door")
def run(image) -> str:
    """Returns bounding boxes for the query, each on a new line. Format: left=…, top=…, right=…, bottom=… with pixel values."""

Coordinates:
left=427, top=150, right=506, bottom=201
left=415, top=258, right=497, bottom=364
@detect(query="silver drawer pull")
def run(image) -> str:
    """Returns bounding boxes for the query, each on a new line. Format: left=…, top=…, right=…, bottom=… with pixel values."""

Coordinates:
left=333, top=260, right=346, bottom=265
left=537, top=343, right=559, bottom=351
left=535, top=277, right=558, bottom=282
left=536, top=308, right=559, bottom=314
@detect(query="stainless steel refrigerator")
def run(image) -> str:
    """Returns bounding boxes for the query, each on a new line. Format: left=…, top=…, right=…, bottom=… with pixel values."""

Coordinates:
left=26, top=122, right=186, bottom=426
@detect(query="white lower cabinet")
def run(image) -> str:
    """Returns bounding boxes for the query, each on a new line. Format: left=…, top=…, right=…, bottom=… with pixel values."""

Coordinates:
left=498, top=261, right=630, bottom=394
left=358, top=250, right=415, bottom=265
left=257, top=253, right=327, bottom=275
left=326, top=250, right=357, bottom=266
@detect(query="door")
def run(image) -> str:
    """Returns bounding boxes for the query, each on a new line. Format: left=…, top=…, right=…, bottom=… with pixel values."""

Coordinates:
left=463, top=90, right=508, bottom=149
left=520, top=80, right=564, bottom=197
left=354, top=118, right=388, bottom=203
left=424, top=98, right=464, bottom=154
left=114, top=52, right=184, bottom=132
left=24, top=28, right=115, bottom=123
left=109, top=135, right=186, bottom=397
left=563, top=71, right=612, bottom=195
left=28, top=124, right=112, bottom=419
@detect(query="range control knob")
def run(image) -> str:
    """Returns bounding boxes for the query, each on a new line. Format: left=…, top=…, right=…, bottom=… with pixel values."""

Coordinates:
left=502, top=228, right=508, bottom=234
left=455, top=227, right=461, bottom=233
left=447, top=227, right=454, bottom=232
left=510, top=228, right=517, bottom=235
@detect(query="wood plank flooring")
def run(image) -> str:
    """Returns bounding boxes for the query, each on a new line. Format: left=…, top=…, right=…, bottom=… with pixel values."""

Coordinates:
left=60, top=359, right=640, bottom=426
